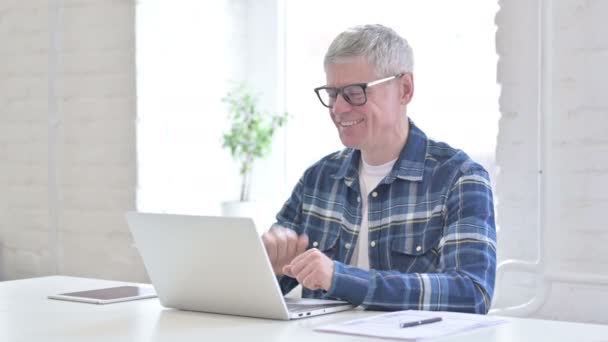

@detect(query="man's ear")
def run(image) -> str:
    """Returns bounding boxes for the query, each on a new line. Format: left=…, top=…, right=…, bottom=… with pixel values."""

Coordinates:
left=400, top=73, right=414, bottom=105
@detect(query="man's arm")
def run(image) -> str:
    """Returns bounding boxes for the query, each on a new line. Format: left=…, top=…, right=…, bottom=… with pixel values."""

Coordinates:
left=328, top=167, right=496, bottom=314
left=270, top=177, right=307, bottom=295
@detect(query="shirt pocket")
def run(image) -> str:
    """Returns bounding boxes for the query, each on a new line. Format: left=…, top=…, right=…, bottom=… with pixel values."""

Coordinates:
left=389, top=228, right=442, bottom=273
left=305, top=226, right=341, bottom=260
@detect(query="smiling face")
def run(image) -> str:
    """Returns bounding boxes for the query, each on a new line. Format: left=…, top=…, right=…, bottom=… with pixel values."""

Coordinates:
left=325, top=58, right=414, bottom=164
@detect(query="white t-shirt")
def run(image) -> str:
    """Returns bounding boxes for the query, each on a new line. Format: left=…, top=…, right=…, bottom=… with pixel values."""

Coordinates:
left=350, top=157, right=397, bottom=269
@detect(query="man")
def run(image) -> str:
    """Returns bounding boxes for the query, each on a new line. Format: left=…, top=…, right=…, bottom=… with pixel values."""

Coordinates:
left=262, top=24, right=496, bottom=314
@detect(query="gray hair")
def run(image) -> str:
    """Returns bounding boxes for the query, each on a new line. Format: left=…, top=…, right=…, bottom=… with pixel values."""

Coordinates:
left=324, top=24, right=414, bottom=77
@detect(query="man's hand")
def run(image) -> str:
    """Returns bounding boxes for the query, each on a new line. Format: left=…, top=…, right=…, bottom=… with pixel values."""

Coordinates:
left=261, top=226, right=309, bottom=276
left=283, top=249, right=334, bottom=292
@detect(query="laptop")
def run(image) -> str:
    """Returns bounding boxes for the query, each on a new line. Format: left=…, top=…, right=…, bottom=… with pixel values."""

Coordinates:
left=126, top=212, right=354, bottom=320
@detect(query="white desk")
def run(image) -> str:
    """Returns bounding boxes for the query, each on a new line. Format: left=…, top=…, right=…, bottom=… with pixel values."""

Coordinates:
left=1, top=276, right=607, bottom=342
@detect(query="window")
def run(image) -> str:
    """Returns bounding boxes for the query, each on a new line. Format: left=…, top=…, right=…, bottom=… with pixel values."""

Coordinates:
left=284, top=0, right=500, bottom=188
left=136, top=0, right=500, bottom=226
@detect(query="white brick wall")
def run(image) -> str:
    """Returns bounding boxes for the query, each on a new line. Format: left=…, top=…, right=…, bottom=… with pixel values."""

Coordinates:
left=0, top=0, right=145, bottom=282
left=495, top=0, right=608, bottom=324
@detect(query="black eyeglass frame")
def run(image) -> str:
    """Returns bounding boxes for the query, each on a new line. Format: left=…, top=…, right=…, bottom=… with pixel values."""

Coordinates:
left=313, top=73, right=405, bottom=108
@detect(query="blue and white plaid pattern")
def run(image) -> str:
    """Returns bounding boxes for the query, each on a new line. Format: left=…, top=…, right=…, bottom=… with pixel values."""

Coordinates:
left=275, top=121, right=496, bottom=314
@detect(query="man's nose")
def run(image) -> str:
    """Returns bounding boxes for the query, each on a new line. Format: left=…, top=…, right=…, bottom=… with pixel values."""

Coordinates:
left=331, top=93, right=352, bottom=115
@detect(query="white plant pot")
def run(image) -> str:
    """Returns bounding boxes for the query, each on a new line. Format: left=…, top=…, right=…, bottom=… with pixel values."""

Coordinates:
left=221, top=201, right=274, bottom=234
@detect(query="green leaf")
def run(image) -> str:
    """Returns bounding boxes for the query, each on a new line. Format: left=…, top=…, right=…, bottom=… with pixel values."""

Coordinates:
left=221, top=81, right=290, bottom=200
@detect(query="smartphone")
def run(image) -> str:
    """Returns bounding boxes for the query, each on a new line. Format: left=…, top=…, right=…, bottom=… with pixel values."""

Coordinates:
left=48, top=285, right=157, bottom=304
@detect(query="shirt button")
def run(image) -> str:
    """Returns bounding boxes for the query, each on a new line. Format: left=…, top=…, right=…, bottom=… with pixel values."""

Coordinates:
left=312, top=241, right=319, bottom=248
left=357, top=196, right=361, bottom=203
left=370, top=241, right=376, bottom=247
left=416, top=245, right=422, bottom=252
left=371, top=191, right=378, bottom=198
left=345, top=243, right=351, bottom=249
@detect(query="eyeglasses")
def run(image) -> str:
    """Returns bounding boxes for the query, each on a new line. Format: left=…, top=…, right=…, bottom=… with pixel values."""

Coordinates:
left=313, top=73, right=404, bottom=108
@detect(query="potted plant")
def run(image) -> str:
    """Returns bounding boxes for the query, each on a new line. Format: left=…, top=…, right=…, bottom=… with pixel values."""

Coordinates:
left=220, top=82, right=288, bottom=223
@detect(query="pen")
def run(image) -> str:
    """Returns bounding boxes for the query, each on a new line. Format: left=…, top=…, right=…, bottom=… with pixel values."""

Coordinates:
left=399, top=316, right=442, bottom=328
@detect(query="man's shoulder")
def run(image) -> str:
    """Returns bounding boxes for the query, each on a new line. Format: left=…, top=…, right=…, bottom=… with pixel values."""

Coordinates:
left=303, top=148, right=353, bottom=177
left=425, top=138, right=487, bottom=176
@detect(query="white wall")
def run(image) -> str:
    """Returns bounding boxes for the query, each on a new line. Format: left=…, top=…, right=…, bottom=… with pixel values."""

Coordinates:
left=0, top=0, right=145, bottom=281
left=0, top=0, right=284, bottom=282
left=494, top=0, right=608, bottom=324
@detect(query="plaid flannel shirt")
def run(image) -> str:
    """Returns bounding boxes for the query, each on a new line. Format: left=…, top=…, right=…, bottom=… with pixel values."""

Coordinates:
left=275, top=121, right=496, bottom=314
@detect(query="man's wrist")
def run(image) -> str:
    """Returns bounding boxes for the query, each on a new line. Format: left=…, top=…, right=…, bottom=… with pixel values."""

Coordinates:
left=322, top=261, right=336, bottom=291
left=326, top=261, right=370, bottom=306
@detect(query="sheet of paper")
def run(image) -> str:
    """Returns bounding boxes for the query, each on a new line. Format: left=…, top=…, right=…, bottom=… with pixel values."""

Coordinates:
left=315, top=310, right=508, bottom=341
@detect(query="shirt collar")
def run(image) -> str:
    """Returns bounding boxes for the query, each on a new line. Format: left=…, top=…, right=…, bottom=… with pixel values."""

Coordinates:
left=331, top=119, right=427, bottom=184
